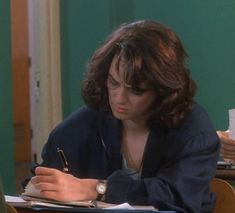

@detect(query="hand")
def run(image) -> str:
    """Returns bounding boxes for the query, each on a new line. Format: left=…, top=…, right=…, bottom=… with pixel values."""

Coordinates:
left=217, top=131, right=235, bottom=162
left=31, top=166, right=99, bottom=202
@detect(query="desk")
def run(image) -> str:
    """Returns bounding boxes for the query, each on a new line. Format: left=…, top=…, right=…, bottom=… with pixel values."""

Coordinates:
left=15, top=207, right=175, bottom=213
left=216, top=169, right=235, bottom=184
left=16, top=207, right=98, bottom=213
left=16, top=208, right=38, bottom=213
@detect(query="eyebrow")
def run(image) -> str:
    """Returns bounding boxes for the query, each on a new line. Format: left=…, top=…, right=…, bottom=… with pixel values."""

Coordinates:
left=108, top=73, right=118, bottom=81
left=108, top=73, right=153, bottom=91
left=108, top=73, right=121, bottom=84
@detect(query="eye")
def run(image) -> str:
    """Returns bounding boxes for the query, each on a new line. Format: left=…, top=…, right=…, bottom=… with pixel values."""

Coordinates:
left=107, top=75, right=120, bottom=89
left=109, top=77, right=119, bottom=86
left=131, top=89, right=145, bottom=96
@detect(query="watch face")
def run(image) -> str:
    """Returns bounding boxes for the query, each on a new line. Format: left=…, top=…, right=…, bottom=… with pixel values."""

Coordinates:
left=97, top=182, right=106, bottom=194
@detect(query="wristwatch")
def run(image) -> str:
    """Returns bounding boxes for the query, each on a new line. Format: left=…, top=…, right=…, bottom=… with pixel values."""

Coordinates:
left=96, top=180, right=107, bottom=201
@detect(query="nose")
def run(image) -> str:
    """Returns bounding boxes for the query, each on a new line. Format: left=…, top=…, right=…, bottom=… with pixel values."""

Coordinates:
left=114, top=86, right=128, bottom=104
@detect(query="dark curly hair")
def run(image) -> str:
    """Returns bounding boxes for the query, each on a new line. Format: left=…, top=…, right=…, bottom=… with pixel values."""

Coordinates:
left=82, top=20, right=197, bottom=128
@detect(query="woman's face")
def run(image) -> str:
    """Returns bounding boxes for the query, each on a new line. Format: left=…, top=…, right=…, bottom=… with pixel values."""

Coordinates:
left=107, top=57, right=156, bottom=125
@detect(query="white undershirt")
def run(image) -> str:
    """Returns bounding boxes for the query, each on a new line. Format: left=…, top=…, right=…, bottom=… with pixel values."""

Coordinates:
left=122, top=155, right=141, bottom=180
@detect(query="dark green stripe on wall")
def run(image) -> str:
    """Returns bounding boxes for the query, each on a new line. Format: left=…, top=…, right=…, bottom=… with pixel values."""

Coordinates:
left=60, top=0, right=110, bottom=117
left=0, top=0, right=15, bottom=194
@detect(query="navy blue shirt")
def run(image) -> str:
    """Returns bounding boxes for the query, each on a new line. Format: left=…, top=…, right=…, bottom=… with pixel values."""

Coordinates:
left=36, top=102, right=219, bottom=212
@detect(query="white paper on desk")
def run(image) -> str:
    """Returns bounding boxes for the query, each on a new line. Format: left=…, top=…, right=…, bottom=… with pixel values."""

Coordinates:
left=5, top=195, right=26, bottom=203
left=5, top=195, right=73, bottom=208
left=105, top=203, right=135, bottom=209
left=104, top=202, right=156, bottom=211
left=20, top=182, right=156, bottom=210
left=229, top=109, right=235, bottom=140
left=22, top=181, right=42, bottom=198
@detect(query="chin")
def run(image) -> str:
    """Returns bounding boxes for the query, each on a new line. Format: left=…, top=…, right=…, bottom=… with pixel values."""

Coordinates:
left=112, top=111, right=129, bottom=120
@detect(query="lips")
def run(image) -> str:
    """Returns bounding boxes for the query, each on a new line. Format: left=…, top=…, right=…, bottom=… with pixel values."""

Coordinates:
left=114, top=106, right=128, bottom=113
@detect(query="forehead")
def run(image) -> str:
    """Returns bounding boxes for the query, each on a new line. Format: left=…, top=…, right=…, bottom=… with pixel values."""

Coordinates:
left=109, top=55, right=122, bottom=75
left=109, top=54, right=137, bottom=80
left=109, top=56, right=152, bottom=89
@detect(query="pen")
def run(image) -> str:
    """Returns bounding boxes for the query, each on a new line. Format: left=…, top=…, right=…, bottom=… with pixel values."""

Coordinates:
left=57, top=147, right=69, bottom=173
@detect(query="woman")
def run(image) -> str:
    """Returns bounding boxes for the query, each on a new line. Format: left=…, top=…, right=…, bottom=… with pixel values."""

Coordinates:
left=27, top=20, right=220, bottom=212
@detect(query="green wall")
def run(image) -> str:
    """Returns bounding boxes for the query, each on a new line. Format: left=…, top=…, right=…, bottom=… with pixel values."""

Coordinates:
left=60, top=0, right=134, bottom=116
left=0, top=0, right=15, bottom=194
left=133, top=0, right=235, bottom=130
left=60, top=0, right=235, bottom=130
left=60, top=0, right=109, bottom=116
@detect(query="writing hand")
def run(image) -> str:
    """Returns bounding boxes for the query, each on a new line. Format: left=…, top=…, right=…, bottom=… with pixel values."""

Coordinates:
left=31, top=166, right=98, bottom=202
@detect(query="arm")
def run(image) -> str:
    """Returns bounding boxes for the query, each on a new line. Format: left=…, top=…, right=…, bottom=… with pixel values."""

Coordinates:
left=105, top=131, right=220, bottom=212
left=217, top=130, right=235, bottom=162
left=31, top=167, right=99, bottom=202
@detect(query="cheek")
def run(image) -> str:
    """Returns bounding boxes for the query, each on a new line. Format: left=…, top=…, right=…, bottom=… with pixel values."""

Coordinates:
left=107, top=89, right=115, bottom=100
left=107, top=89, right=116, bottom=104
left=127, top=97, right=148, bottom=111
left=136, top=94, right=155, bottom=109
left=139, top=92, right=155, bottom=103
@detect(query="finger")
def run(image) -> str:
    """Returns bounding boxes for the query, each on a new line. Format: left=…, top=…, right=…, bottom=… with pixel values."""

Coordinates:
left=221, top=141, right=235, bottom=151
left=31, top=175, right=55, bottom=184
left=221, top=155, right=235, bottom=162
left=217, top=131, right=229, bottom=138
left=221, top=144, right=235, bottom=152
left=221, top=151, right=235, bottom=157
left=35, top=166, right=61, bottom=176
left=34, top=182, right=58, bottom=192
left=220, top=150, right=235, bottom=160
left=218, top=131, right=235, bottom=144
left=221, top=138, right=235, bottom=145
left=221, top=146, right=235, bottom=154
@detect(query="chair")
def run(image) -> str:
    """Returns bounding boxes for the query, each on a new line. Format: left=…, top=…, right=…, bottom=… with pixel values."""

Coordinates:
left=210, top=178, right=235, bottom=213
left=0, top=178, right=17, bottom=213
left=6, top=203, right=18, bottom=213
left=0, top=179, right=7, bottom=213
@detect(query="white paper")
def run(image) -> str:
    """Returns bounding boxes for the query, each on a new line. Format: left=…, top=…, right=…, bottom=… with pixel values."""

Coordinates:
left=5, top=195, right=73, bottom=208
left=229, top=109, right=235, bottom=140
left=5, top=195, right=156, bottom=211
left=22, top=181, right=42, bottom=198
left=104, top=202, right=156, bottom=210
left=5, top=195, right=26, bottom=203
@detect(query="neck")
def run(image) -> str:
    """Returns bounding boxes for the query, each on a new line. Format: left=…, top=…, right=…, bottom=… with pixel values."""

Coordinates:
left=121, top=120, right=150, bottom=173
left=122, top=119, right=149, bottom=134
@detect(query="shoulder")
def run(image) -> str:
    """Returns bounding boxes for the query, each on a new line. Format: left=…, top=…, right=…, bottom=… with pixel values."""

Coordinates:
left=162, top=102, right=219, bottom=153
left=61, top=105, right=99, bottom=125
left=50, top=106, right=103, bottom=138
left=182, top=102, right=215, bottom=134
left=178, top=102, right=219, bottom=151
